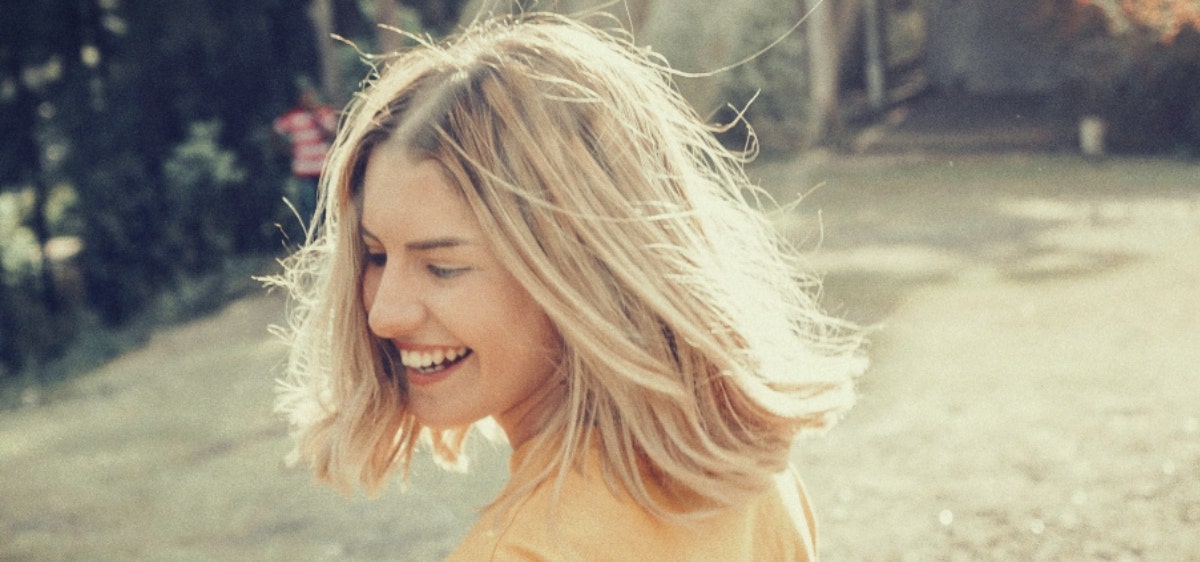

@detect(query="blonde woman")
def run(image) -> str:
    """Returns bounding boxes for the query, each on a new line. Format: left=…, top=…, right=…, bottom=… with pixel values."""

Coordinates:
left=272, top=12, right=866, bottom=561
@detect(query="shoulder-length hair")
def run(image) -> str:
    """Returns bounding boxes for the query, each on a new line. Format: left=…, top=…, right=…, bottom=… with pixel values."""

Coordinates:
left=271, top=12, right=866, bottom=518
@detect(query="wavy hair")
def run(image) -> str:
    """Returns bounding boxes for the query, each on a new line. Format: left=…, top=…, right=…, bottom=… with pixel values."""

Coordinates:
left=270, top=12, right=866, bottom=518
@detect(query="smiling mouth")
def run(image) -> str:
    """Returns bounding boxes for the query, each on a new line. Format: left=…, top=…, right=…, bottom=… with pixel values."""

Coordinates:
left=399, top=347, right=473, bottom=374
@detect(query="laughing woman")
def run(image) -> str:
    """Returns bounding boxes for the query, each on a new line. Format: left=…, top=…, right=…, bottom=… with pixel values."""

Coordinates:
left=271, top=12, right=866, bottom=561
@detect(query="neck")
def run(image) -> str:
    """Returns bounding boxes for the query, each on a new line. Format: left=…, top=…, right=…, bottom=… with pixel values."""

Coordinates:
left=496, top=379, right=566, bottom=450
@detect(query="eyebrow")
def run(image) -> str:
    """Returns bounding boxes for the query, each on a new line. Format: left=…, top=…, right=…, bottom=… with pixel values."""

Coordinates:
left=360, top=225, right=475, bottom=251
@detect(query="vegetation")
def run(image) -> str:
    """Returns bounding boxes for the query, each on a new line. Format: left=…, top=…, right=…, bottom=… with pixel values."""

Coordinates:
left=0, top=0, right=438, bottom=388
left=1078, top=0, right=1200, bottom=43
left=1064, top=0, right=1200, bottom=153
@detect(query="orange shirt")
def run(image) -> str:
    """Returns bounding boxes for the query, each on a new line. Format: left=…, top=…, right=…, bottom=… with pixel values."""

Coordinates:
left=445, top=440, right=819, bottom=561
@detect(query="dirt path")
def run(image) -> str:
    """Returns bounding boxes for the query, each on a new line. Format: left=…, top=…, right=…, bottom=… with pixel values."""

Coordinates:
left=2, top=154, right=1198, bottom=560
left=771, top=154, right=1200, bottom=560
left=0, top=294, right=508, bottom=561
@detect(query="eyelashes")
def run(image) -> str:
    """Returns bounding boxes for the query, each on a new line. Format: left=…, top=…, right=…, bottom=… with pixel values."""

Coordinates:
left=427, top=264, right=469, bottom=279
left=363, top=250, right=469, bottom=279
left=365, top=251, right=387, bottom=267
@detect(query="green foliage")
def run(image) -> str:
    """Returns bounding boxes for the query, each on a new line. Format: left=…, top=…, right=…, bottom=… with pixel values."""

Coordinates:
left=43, top=183, right=82, bottom=238
left=0, top=191, right=40, bottom=279
left=55, top=0, right=319, bottom=325
left=0, top=191, right=73, bottom=373
left=1, top=0, right=330, bottom=382
left=162, top=120, right=247, bottom=276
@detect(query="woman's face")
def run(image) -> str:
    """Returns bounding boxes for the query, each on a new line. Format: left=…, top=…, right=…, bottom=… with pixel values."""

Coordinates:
left=358, top=141, right=563, bottom=447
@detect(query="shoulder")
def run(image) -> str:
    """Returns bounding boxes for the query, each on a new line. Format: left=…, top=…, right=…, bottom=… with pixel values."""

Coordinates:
left=447, top=461, right=818, bottom=561
left=448, top=463, right=652, bottom=561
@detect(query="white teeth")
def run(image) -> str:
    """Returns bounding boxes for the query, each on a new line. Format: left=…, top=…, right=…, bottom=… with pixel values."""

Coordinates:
left=399, top=347, right=469, bottom=371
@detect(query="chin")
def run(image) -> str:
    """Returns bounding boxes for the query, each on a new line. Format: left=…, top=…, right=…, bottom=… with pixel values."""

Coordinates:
left=411, top=408, right=482, bottom=431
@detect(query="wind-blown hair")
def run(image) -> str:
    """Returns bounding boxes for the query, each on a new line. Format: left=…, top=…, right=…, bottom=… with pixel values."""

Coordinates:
left=270, top=12, right=866, bottom=518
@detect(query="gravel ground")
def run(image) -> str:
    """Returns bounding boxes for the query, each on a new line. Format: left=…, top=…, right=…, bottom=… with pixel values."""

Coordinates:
left=768, top=153, right=1200, bottom=561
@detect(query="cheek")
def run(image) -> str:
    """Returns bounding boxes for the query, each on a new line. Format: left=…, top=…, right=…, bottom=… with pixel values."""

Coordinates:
left=506, top=294, right=563, bottom=369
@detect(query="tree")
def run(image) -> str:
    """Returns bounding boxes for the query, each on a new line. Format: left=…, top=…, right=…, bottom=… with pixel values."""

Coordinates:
left=0, top=0, right=81, bottom=316
left=0, top=0, right=94, bottom=371
left=0, top=0, right=340, bottom=380
left=1064, top=0, right=1200, bottom=152
left=806, top=0, right=840, bottom=143
left=1078, top=0, right=1200, bottom=42
left=2, top=0, right=325, bottom=332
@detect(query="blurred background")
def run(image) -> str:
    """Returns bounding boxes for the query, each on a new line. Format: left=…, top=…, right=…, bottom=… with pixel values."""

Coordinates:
left=1, top=0, right=1197, bottom=560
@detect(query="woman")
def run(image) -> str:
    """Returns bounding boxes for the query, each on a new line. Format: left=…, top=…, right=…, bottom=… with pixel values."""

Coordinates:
left=272, top=12, right=866, bottom=560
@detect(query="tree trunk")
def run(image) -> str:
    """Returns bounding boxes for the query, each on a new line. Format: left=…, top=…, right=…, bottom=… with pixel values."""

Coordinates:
left=308, top=0, right=344, bottom=106
left=806, top=0, right=841, bottom=145
left=373, top=0, right=407, bottom=54
left=863, top=0, right=887, bottom=112
left=31, top=175, right=60, bottom=315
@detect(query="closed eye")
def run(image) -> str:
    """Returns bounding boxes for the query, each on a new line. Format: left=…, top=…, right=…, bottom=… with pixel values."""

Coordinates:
left=428, top=264, right=469, bottom=279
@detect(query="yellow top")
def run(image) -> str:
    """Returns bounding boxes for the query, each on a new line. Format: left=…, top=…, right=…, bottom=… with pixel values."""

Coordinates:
left=445, top=440, right=819, bottom=561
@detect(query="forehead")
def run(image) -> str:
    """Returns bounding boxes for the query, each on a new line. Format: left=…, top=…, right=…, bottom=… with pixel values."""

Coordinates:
left=359, top=141, right=477, bottom=237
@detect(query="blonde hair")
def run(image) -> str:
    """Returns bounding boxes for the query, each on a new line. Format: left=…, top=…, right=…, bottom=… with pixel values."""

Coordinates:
left=271, top=12, right=866, bottom=518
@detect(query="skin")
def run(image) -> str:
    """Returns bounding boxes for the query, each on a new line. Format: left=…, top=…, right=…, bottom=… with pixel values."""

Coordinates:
left=359, top=140, right=564, bottom=449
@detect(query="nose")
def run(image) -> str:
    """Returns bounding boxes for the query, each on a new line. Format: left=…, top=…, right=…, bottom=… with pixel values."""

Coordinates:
left=364, top=265, right=427, bottom=339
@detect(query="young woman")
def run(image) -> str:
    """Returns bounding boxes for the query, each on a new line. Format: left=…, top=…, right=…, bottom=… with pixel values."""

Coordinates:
left=272, top=12, right=866, bottom=560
